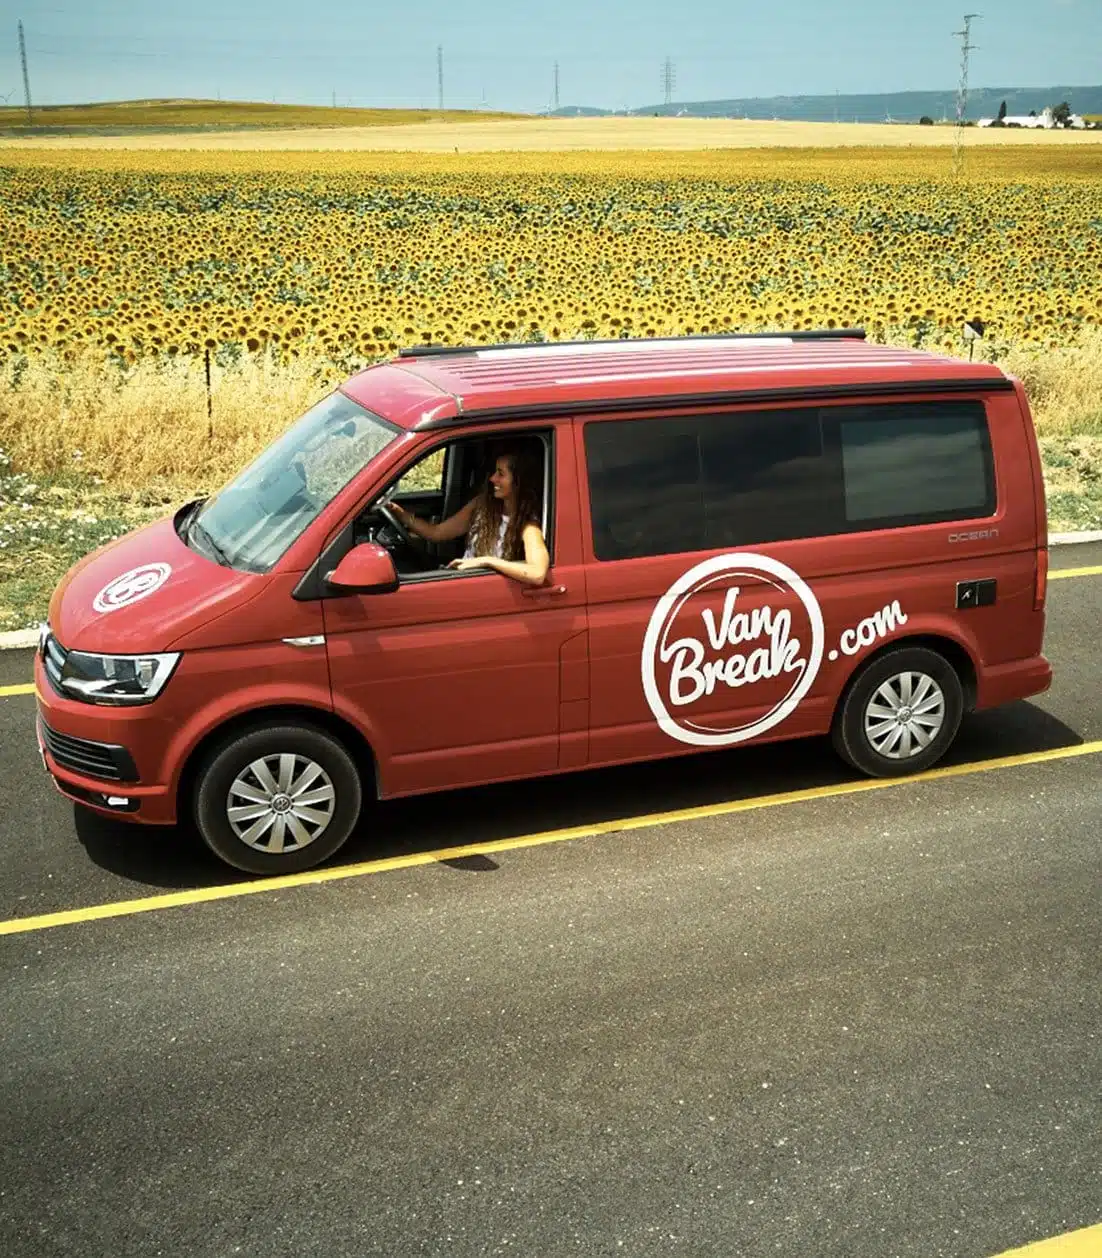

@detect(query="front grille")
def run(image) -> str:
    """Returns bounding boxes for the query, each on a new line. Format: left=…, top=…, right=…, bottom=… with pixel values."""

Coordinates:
left=38, top=719, right=139, bottom=783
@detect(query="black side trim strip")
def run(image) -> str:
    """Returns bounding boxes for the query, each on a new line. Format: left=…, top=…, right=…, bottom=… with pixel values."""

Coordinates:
left=415, top=376, right=1014, bottom=429
left=399, top=328, right=867, bottom=359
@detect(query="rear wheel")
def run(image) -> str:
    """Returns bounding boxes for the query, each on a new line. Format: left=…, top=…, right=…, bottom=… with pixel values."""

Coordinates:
left=194, top=724, right=362, bottom=874
left=832, top=646, right=964, bottom=778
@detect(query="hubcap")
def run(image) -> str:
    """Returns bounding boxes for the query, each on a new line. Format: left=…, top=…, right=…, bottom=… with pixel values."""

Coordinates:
left=226, top=753, right=336, bottom=854
left=863, top=671, right=946, bottom=760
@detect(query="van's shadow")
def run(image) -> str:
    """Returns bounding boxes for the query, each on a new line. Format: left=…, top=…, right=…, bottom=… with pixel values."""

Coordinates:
left=75, top=700, right=1084, bottom=891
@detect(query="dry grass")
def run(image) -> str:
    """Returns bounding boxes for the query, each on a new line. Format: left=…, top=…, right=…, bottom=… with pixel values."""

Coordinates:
left=0, top=352, right=346, bottom=498
left=4, top=116, right=1102, bottom=153
left=1001, top=331, right=1102, bottom=436
left=1, top=337, right=1099, bottom=498
left=1000, top=333, right=1102, bottom=531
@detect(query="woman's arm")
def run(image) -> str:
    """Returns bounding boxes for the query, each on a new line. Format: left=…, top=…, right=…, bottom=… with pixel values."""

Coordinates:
left=449, top=523, right=550, bottom=586
left=389, top=496, right=475, bottom=543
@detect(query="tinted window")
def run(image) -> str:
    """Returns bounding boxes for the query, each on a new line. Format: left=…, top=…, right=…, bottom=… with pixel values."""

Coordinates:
left=702, top=409, right=838, bottom=548
left=838, top=402, right=994, bottom=525
left=584, top=399, right=995, bottom=562
left=584, top=409, right=838, bottom=560
left=585, top=417, right=705, bottom=559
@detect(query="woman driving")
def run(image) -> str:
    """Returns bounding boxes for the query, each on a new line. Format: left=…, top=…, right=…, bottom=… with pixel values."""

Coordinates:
left=388, top=448, right=550, bottom=587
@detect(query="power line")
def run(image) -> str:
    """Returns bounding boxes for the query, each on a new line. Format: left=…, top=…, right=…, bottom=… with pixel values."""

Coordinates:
left=30, top=42, right=173, bottom=60
left=436, top=44, right=443, bottom=110
left=22, top=34, right=767, bottom=72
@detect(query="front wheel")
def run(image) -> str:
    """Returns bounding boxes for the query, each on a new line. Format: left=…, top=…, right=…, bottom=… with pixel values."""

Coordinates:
left=832, top=646, right=964, bottom=778
left=194, top=724, right=363, bottom=874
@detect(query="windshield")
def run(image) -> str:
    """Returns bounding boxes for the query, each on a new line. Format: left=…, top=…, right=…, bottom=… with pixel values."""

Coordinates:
left=190, top=392, right=398, bottom=573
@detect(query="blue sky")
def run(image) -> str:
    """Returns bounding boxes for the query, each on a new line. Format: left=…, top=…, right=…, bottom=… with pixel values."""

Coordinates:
left=3, top=0, right=1098, bottom=114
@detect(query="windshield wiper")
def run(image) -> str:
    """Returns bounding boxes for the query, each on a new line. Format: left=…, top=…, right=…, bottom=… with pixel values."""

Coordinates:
left=175, top=499, right=204, bottom=541
left=188, top=516, right=233, bottom=567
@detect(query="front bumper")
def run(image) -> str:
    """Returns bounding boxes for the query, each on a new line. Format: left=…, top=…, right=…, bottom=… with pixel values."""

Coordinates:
left=34, top=654, right=177, bottom=824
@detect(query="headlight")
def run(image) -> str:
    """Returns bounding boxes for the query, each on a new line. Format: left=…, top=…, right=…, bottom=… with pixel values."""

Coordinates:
left=58, top=650, right=181, bottom=706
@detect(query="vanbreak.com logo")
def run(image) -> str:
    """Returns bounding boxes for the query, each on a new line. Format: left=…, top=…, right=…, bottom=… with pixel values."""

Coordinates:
left=641, top=553, right=825, bottom=748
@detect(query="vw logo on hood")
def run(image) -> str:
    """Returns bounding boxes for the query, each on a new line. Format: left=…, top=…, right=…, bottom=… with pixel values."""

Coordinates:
left=92, top=563, right=173, bottom=614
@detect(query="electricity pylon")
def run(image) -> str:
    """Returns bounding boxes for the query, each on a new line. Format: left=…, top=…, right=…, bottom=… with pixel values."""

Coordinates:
left=953, top=14, right=980, bottom=174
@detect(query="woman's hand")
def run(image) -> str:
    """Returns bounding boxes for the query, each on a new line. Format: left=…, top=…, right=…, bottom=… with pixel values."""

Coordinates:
left=387, top=501, right=425, bottom=540
left=447, top=556, right=492, bottom=573
left=382, top=496, right=475, bottom=545
left=447, top=526, right=550, bottom=586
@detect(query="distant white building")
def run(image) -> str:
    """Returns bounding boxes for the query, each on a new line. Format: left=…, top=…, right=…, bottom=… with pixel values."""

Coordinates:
left=978, top=106, right=1087, bottom=129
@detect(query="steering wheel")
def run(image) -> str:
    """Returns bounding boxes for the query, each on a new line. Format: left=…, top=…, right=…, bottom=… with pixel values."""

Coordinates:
left=377, top=502, right=421, bottom=552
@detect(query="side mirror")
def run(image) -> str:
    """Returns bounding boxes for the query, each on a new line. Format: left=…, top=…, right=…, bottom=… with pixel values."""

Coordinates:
left=325, top=543, right=399, bottom=595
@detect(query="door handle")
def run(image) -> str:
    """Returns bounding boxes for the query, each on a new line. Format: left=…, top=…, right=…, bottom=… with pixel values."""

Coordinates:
left=522, top=584, right=568, bottom=598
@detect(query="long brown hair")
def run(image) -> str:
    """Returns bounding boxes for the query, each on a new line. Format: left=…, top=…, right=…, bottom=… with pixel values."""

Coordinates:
left=467, top=446, right=543, bottom=561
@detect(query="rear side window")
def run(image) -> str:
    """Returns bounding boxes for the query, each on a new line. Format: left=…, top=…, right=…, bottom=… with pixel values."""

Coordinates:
left=838, top=403, right=994, bottom=527
left=584, top=399, right=995, bottom=561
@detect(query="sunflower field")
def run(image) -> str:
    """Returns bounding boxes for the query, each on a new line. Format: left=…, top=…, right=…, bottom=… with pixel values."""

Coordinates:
left=2, top=147, right=1101, bottom=369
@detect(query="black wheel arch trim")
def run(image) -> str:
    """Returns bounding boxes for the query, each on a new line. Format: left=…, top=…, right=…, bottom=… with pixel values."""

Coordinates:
left=831, top=633, right=978, bottom=727
left=177, top=704, right=379, bottom=820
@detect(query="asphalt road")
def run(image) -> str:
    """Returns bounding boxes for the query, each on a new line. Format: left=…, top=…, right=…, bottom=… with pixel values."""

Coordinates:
left=1, top=545, right=1100, bottom=1258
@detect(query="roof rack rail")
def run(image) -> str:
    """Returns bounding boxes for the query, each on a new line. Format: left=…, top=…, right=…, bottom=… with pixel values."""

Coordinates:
left=398, top=327, right=867, bottom=359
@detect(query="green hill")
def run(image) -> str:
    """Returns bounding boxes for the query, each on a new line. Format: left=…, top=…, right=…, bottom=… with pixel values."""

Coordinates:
left=0, top=98, right=522, bottom=134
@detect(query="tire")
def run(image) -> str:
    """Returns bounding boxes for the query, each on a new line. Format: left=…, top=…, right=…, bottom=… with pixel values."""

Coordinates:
left=194, top=723, right=363, bottom=875
left=832, top=646, right=964, bottom=778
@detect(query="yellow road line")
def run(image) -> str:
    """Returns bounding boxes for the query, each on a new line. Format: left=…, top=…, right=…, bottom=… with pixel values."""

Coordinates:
left=2, top=737, right=1101, bottom=938
left=0, top=682, right=35, bottom=697
left=991, top=1222, right=1102, bottom=1256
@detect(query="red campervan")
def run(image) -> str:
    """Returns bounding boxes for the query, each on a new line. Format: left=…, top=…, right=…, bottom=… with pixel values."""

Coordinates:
left=35, top=331, right=1052, bottom=873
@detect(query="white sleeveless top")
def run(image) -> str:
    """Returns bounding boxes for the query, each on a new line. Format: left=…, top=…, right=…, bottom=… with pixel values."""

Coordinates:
left=464, top=514, right=510, bottom=560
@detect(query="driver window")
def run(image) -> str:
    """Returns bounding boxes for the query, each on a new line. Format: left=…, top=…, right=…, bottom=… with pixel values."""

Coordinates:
left=363, top=432, right=551, bottom=582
